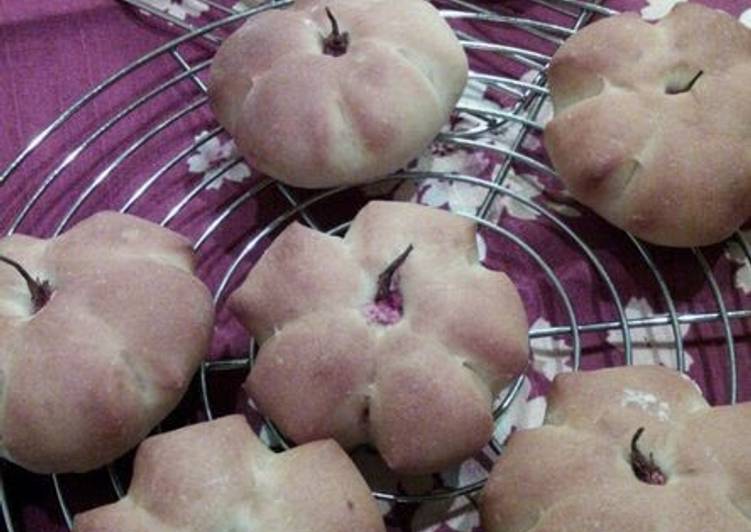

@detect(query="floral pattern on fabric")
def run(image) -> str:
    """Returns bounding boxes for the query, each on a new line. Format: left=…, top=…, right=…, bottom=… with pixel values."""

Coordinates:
left=2, top=1, right=750, bottom=531
left=640, top=0, right=687, bottom=20
left=139, top=0, right=209, bottom=19
left=726, top=232, right=751, bottom=294
left=742, top=9, right=751, bottom=27
left=606, top=297, right=694, bottom=370
left=187, top=131, right=252, bottom=190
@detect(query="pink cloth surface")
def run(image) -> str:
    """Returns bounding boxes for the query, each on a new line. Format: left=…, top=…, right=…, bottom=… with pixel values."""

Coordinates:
left=1, top=1, right=750, bottom=531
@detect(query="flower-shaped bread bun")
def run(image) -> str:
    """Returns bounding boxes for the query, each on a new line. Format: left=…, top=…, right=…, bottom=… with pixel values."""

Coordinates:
left=545, top=3, right=751, bottom=246
left=209, top=0, right=468, bottom=188
left=482, top=366, right=751, bottom=531
left=0, top=212, right=214, bottom=474
left=230, top=201, right=529, bottom=474
left=74, top=415, right=386, bottom=532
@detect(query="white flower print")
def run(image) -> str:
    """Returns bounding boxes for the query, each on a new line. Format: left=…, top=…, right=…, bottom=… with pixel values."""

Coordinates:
left=412, top=147, right=492, bottom=177
left=497, top=167, right=581, bottom=221
left=496, top=168, right=581, bottom=220
left=725, top=231, right=751, bottom=294
left=187, top=131, right=252, bottom=190
left=441, top=457, right=488, bottom=490
left=493, top=376, right=547, bottom=445
left=742, top=9, right=751, bottom=28
left=458, top=74, right=551, bottom=152
left=476, top=233, right=488, bottom=263
left=140, top=0, right=210, bottom=19
left=497, top=169, right=539, bottom=221
left=420, top=177, right=503, bottom=219
left=530, top=317, right=573, bottom=381
left=494, top=318, right=573, bottom=442
left=640, top=0, right=686, bottom=20
left=459, top=78, right=495, bottom=109
left=606, top=297, right=693, bottom=370
left=519, top=70, right=554, bottom=127
left=544, top=199, right=581, bottom=218
left=456, top=78, right=507, bottom=131
left=408, top=169, right=579, bottom=225
left=369, top=72, right=573, bottom=227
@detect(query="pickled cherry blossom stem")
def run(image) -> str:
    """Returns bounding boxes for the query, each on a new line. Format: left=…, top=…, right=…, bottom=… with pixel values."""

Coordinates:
left=0, top=255, right=52, bottom=312
left=323, top=7, right=350, bottom=57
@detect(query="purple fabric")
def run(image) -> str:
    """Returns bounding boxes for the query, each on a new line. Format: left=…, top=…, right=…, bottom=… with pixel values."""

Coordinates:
left=1, top=1, right=750, bottom=531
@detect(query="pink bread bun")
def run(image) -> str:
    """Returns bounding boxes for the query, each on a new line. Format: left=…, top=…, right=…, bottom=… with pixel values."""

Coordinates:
left=0, top=212, right=214, bottom=474
left=482, top=365, right=751, bottom=531
left=209, top=0, right=468, bottom=188
left=545, top=3, right=751, bottom=247
left=229, top=201, right=529, bottom=474
left=74, top=415, right=386, bottom=532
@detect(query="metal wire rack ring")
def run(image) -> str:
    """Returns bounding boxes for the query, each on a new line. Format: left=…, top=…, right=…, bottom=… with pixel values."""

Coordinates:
left=1, top=0, right=749, bottom=530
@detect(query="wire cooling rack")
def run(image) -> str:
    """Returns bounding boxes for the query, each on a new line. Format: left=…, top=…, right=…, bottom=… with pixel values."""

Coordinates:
left=1, top=0, right=750, bottom=530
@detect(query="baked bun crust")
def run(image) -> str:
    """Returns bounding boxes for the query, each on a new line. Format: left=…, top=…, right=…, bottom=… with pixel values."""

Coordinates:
left=74, top=415, right=386, bottom=532
left=482, top=365, right=751, bottom=531
left=545, top=4, right=751, bottom=246
left=230, top=201, right=529, bottom=474
left=0, top=212, right=214, bottom=473
left=209, top=0, right=468, bottom=188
